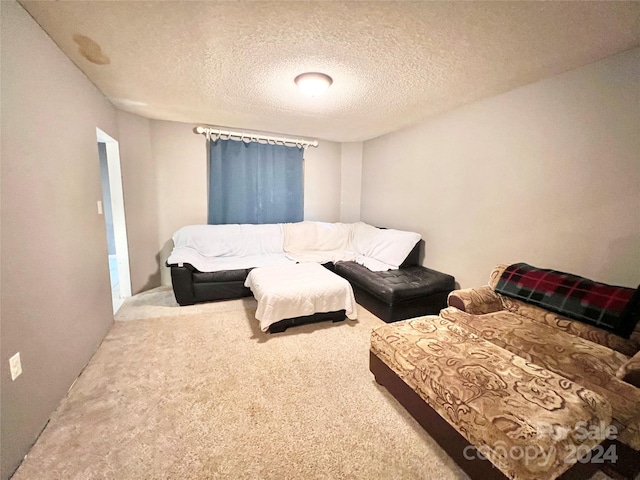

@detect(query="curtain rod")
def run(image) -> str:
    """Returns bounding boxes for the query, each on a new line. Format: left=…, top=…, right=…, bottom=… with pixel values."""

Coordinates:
left=195, top=126, right=318, bottom=148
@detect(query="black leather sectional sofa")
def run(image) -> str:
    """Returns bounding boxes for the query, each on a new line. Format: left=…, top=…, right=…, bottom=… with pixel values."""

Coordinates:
left=170, top=239, right=455, bottom=323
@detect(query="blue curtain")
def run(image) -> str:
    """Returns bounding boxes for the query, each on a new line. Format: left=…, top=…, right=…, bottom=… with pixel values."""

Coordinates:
left=208, top=139, right=304, bottom=224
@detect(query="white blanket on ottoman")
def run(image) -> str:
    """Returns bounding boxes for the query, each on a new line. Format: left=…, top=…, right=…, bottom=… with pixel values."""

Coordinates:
left=244, top=263, right=358, bottom=332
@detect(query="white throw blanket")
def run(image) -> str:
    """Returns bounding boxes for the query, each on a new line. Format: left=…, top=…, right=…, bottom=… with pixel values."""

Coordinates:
left=282, top=221, right=357, bottom=264
left=283, top=221, right=421, bottom=271
left=167, top=224, right=295, bottom=272
left=167, top=222, right=421, bottom=273
left=167, top=250, right=294, bottom=272
left=244, top=263, right=358, bottom=332
left=283, top=221, right=354, bottom=252
left=352, top=222, right=421, bottom=271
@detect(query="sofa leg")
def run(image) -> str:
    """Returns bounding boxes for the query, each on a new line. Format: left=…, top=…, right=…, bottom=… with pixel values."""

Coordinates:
left=268, top=310, right=347, bottom=334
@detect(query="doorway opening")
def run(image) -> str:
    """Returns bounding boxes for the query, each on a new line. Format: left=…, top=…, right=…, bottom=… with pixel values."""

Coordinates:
left=96, top=128, right=131, bottom=313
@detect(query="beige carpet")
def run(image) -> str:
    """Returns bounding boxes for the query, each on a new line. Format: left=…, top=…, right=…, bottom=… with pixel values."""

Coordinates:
left=12, top=288, right=615, bottom=480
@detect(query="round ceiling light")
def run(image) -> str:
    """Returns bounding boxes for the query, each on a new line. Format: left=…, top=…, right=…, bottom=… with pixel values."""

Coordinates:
left=294, top=72, right=333, bottom=97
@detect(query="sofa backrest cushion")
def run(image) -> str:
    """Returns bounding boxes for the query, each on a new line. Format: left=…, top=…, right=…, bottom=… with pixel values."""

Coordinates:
left=283, top=221, right=354, bottom=253
left=495, top=263, right=640, bottom=339
left=489, top=264, right=508, bottom=290
left=172, top=224, right=284, bottom=257
left=499, top=295, right=640, bottom=356
left=282, top=221, right=422, bottom=271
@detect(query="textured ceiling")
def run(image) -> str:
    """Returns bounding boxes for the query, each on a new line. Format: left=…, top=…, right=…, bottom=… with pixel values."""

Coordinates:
left=19, top=1, right=640, bottom=142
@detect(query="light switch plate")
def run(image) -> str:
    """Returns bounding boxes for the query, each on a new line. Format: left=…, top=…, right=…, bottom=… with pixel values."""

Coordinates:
left=9, top=352, right=22, bottom=381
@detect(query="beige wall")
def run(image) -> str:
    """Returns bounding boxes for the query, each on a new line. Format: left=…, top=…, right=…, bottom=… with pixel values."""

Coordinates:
left=303, top=139, right=342, bottom=222
left=0, top=2, right=117, bottom=478
left=117, top=111, right=161, bottom=294
left=340, top=142, right=363, bottom=223
left=362, top=47, right=640, bottom=288
left=151, top=120, right=209, bottom=246
left=149, top=120, right=208, bottom=284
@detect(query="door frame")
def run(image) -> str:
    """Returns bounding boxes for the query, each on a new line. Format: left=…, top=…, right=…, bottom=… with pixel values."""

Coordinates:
left=96, top=128, right=132, bottom=307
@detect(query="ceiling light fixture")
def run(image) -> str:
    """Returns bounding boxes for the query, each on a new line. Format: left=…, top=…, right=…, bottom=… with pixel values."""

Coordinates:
left=294, top=72, right=333, bottom=97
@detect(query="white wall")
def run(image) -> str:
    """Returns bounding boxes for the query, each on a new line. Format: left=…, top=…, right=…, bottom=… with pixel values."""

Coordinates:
left=1, top=2, right=117, bottom=478
left=362, top=47, right=640, bottom=288
left=340, top=142, right=363, bottom=223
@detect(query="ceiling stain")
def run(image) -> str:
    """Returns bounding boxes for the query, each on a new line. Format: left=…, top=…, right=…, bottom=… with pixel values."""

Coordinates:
left=72, top=34, right=110, bottom=65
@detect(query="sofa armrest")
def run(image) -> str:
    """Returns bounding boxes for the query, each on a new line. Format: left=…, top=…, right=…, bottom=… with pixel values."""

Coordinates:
left=447, top=286, right=503, bottom=314
left=170, top=264, right=197, bottom=306
left=617, top=350, right=640, bottom=388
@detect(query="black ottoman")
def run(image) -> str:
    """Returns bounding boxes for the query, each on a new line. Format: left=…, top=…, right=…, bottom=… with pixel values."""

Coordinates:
left=334, top=262, right=455, bottom=323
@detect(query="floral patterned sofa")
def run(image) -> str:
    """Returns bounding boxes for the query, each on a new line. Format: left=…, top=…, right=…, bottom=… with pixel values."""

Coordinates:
left=370, top=264, right=640, bottom=480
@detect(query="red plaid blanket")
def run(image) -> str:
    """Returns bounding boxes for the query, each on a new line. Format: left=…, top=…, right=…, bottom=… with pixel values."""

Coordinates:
left=495, top=263, right=640, bottom=338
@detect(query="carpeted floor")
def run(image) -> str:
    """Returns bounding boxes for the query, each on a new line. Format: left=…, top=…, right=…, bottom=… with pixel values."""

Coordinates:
left=13, top=287, right=468, bottom=479
left=12, top=288, right=616, bottom=480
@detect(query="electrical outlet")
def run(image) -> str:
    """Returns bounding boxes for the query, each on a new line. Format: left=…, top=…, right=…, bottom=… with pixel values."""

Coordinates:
left=9, top=352, right=22, bottom=381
